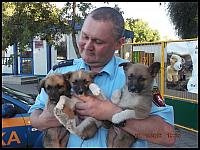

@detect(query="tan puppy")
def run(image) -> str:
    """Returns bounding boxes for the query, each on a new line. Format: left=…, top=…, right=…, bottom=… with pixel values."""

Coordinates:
left=39, top=73, right=71, bottom=148
left=107, top=62, right=160, bottom=148
left=54, top=70, right=107, bottom=140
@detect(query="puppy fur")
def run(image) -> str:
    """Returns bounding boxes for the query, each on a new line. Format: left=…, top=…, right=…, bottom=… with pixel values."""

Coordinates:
left=107, top=62, right=160, bottom=148
left=54, top=70, right=107, bottom=140
left=39, top=73, right=71, bottom=148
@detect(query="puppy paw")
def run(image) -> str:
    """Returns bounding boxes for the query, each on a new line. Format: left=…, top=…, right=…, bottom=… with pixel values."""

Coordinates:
left=65, top=119, right=80, bottom=135
left=66, top=119, right=77, bottom=134
left=56, top=95, right=68, bottom=109
left=112, top=113, right=124, bottom=124
left=89, top=83, right=101, bottom=96
left=54, top=107, right=68, bottom=127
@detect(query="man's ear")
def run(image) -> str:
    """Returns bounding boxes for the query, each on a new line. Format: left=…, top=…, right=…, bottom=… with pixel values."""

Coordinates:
left=114, top=37, right=125, bottom=50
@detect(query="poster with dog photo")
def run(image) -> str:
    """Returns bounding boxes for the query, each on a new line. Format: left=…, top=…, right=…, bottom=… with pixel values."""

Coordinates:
left=165, top=40, right=198, bottom=94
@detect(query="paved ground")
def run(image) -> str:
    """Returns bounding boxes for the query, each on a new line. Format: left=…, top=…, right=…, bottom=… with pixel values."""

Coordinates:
left=2, top=80, right=198, bottom=148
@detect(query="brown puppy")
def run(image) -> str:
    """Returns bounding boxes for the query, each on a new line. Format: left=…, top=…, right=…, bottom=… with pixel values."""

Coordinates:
left=39, top=73, right=71, bottom=148
left=54, top=70, right=107, bottom=140
left=107, top=62, right=160, bottom=148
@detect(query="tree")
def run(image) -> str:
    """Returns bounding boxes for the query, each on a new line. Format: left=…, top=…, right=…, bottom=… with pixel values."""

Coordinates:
left=166, top=2, right=198, bottom=39
left=113, top=3, right=124, bottom=15
left=2, top=2, right=71, bottom=52
left=125, top=18, right=160, bottom=43
left=59, top=2, right=94, bottom=58
left=2, top=2, right=94, bottom=58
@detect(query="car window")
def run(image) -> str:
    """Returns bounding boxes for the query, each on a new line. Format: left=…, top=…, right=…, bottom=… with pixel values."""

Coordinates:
left=2, top=86, right=35, bottom=106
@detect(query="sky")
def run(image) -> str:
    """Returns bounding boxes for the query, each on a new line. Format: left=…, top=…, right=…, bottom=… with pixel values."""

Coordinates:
left=51, top=2, right=180, bottom=40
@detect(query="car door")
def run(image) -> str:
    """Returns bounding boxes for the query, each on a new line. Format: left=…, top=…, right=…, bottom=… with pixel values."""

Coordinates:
left=22, top=113, right=43, bottom=147
left=2, top=97, right=29, bottom=147
left=2, top=113, right=28, bottom=148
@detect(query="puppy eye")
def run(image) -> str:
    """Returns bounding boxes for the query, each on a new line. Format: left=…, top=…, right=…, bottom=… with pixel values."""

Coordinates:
left=73, top=80, right=78, bottom=84
left=57, top=85, right=64, bottom=89
left=139, top=77, right=146, bottom=82
left=83, top=79, right=89, bottom=83
left=128, top=74, right=133, bottom=80
left=46, top=85, right=52, bottom=90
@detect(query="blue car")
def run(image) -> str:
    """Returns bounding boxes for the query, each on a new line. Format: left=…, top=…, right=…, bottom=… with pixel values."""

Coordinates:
left=2, top=85, right=43, bottom=148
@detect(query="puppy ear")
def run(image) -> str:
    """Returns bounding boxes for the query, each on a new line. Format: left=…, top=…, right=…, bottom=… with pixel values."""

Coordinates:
left=38, top=78, right=46, bottom=94
left=119, top=62, right=131, bottom=71
left=148, top=62, right=160, bottom=77
left=63, top=72, right=72, bottom=80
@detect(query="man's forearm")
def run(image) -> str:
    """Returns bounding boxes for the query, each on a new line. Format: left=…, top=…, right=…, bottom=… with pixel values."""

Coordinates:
left=30, top=109, right=62, bottom=131
left=122, top=115, right=176, bottom=146
left=30, top=109, right=45, bottom=131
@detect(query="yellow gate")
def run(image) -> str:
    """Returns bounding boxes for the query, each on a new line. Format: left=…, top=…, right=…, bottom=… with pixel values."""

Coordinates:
left=119, top=38, right=198, bottom=132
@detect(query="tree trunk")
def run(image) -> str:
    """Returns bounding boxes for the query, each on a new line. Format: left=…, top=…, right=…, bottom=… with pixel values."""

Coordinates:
left=72, top=2, right=81, bottom=58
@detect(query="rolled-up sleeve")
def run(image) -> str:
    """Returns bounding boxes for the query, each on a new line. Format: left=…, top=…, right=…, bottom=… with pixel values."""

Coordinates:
left=28, top=88, right=48, bottom=113
left=150, top=103, right=174, bottom=125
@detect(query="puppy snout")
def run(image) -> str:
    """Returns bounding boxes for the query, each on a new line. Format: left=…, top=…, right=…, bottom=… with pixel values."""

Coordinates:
left=78, top=89, right=84, bottom=95
left=128, top=86, right=136, bottom=93
left=128, top=86, right=141, bottom=93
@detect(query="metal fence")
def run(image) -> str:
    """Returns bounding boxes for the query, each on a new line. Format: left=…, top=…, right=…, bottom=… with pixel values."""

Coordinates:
left=2, top=57, right=14, bottom=74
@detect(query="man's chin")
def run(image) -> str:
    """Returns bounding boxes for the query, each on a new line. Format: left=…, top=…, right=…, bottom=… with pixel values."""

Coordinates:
left=83, top=58, right=95, bottom=65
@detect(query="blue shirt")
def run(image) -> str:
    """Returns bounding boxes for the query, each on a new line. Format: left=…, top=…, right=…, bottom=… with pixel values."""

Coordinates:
left=28, top=56, right=174, bottom=148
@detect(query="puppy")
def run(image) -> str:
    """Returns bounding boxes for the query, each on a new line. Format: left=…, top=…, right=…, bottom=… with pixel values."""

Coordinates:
left=39, top=73, right=72, bottom=148
left=54, top=70, right=107, bottom=140
left=107, top=62, right=160, bottom=148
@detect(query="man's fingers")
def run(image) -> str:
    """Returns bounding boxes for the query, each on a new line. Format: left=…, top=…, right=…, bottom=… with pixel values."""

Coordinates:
left=75, top=102, right=90, bottom=116
left=75, top=102, right=87, bottom=110
left=72, top=93, right=93, bottom=102
left=76, top=108, right=89, bottom=116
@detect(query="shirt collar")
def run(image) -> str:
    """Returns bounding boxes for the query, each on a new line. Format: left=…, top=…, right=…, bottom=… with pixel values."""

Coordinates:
left=79, top=56, right=127, bottom=77
left=79, top=58, right=91, bottom=70
left=78, top=57, right=115, bottom=77
left=100, top=56, right=116, bottom=77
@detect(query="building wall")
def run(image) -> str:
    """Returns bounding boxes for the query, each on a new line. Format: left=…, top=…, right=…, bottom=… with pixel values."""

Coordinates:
left=2, top=34, right=79, bottom=76
left=66, top=32, right=81, bottom=59
left=2, top=45, right=14, bottom=74
left=33, top=39, right=48, bottom=75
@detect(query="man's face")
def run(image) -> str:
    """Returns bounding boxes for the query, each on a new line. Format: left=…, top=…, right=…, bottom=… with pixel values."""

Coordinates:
left=78, top=16, right=124, bottom=69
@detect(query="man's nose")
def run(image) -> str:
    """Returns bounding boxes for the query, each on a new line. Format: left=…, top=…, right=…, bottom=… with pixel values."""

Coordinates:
left=85, top=39, right=94, bottom=50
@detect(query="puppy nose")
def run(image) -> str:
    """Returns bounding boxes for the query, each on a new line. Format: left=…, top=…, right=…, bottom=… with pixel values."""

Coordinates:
left=78, top=89, right=84, bottom=95
left=128, top=87, right=136, bottom=93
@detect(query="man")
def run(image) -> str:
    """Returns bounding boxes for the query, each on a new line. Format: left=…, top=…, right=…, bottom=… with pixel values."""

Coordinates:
left=29, top=7, right=175, bottom=147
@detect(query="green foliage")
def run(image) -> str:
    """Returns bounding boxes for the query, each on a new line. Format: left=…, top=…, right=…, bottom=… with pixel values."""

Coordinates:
left=60, top=2, right=94, bottom=58
left=166, top=2, right=198, bottom=39
left=125, top=18, right=160, bottom=43
left=2, top=2, right=94, bottom=59
left=2, top=2, right=72, bottom=52
left=77, top=2, right=95, bottom=19
left=113, top=4, right=124, bottom=15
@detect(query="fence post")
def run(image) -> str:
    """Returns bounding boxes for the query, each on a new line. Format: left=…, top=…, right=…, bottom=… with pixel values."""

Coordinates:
left=160, top=41, right=167, bottom=98
left=13, top=43, right=18, bottom=75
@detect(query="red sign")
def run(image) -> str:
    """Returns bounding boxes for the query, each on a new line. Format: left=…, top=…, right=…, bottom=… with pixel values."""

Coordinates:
left=35, top=41, right=43, bottom=49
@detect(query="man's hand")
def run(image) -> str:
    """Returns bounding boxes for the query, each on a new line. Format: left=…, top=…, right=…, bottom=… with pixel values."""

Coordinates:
left=75, top=95, right=122, bottom=121
left=40, top=106, right=62, bottom=125
left=30, top=106, right=62, bottom=131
